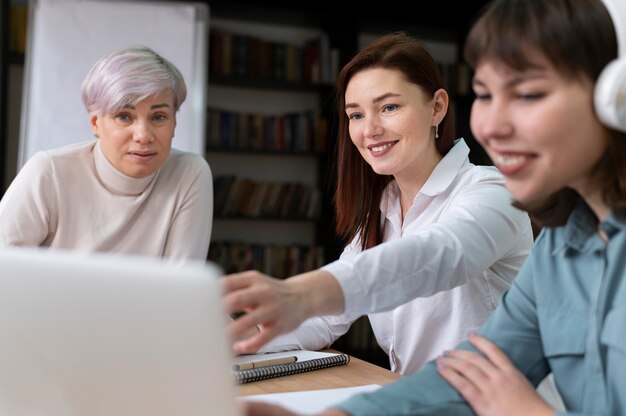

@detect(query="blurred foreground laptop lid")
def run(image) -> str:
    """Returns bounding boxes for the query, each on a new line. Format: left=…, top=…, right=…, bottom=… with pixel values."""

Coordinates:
left=0, top=247, right=241, bottom=416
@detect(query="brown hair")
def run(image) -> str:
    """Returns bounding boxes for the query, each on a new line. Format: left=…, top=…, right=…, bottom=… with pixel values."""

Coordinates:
left=334, top=32, right=456, bottom=250
left=464, top=0, right=626, bottom=227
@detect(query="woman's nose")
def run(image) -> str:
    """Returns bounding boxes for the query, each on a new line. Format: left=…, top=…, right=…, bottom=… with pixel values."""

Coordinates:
left=132, top=120, right=155, bottom=143
left=363, top=115, right=384, bottom=138
left=472, top=100, right=514, bottom=143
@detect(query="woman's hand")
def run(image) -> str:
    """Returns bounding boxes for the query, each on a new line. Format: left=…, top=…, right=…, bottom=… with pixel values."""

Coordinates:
left=243, top=401, right=350, bottom=416
left=221, top=270, right=344, bottom=355
left=437, top=333, right=556, bottom=416
left=228, top=314, right=261, bottom=352
left=243, top=401, right=301, bottom=416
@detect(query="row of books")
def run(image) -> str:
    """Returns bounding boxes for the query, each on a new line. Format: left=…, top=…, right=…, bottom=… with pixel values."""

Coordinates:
left=207, top=108, right=328, bottom=153
left=214, top=176, right=321, bottom=220
left=208, top=242, right=325, bottom=279
left=209, top=29, right=339, bottom=85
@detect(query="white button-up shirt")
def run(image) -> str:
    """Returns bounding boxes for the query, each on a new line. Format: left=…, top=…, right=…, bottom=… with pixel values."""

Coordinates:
left=263, top=139, right=533, bottom=375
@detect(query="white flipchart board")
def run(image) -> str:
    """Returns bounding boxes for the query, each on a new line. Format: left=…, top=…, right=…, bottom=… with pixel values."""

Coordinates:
left=18, top=0, right=208, bottom=169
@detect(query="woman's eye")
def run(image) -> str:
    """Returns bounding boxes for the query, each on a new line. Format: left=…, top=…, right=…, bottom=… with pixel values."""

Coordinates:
left=115, top=113, right=132, bottom=122
left=518, top=92, right=545, bottom=101
left=382, top=104, right=398, bottom=112
left=348, top=113, right=363, bottom=121
left=473, top=91, right=491, bottom=101
left=152, top=113, right=168, bottom=122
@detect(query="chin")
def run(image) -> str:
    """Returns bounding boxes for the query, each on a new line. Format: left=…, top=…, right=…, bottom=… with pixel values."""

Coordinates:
left=123, top=167, right=156, bottom=178
left=510, top=187, right=553, bottom=207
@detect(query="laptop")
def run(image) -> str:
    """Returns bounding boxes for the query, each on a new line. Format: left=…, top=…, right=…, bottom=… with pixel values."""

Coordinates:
left=0, top=247, right=241, bottom=416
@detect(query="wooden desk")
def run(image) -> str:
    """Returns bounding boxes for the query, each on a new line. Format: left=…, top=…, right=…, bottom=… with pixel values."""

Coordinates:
left=239, top=352, right=402, bottom=396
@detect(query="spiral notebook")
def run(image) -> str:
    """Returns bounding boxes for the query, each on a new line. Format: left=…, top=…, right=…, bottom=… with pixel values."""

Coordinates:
left=232, top=350, right=350, bottom=384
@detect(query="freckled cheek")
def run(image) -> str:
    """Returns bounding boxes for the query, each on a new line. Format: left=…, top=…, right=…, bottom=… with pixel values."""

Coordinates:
left=348, top=125, right=364, bottom=148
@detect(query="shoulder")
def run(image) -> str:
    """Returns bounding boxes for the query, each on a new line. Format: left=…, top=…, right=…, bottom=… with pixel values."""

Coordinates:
left=23, top=141, right=96, bottom=173
left=445, top=163, right=508, bottom=202
left=445, top=163, right=531, bottom=226
left=457, top=162, right=503, bottom=185
left=160, top=149, right=212, bottom=183
left=21, top=141, right=93, bottom=171
left=41, top=140, right=96, bottom=160
left=519, top=226, right=560, bottom=274
left=9, top=142, right=96, bottom=195
left=166, top=149, right=209, bottom=169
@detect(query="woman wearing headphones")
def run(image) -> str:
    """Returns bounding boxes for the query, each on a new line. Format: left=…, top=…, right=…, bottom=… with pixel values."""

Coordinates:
left=241, top=0, right=626, bottom=414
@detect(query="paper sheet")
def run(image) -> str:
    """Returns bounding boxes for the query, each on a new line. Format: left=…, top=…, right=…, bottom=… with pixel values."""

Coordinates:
left=239, top=384, right=381, bottom=414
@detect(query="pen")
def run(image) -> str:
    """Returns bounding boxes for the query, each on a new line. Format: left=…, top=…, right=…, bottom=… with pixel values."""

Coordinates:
left=233, top=355, right=298, bottom=371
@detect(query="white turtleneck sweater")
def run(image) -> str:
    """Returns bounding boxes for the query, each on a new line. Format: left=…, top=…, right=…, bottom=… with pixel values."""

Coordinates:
left=0, top=140, right=213, bottom=262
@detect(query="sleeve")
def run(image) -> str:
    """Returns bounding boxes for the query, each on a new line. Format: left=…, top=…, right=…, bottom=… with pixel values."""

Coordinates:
left=162, top=155, right=213, bottom=262
left=258, top=314, right=356, bottom=353
left=322, top=176, right=532, bottom=317
left=335, top=247, right=547, bottom=415
left=0, top=152, right=57, bottom=247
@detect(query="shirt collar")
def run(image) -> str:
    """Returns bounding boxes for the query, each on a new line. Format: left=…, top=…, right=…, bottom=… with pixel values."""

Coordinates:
left=555, top=201, right=626, bottom=253
left=601, top=210, right=626, bottom=238
left=380, top=138, right=469, bottom=216
left=93, top=140, right=156, bottom=196
left=419, top=138, right=469, bottom=196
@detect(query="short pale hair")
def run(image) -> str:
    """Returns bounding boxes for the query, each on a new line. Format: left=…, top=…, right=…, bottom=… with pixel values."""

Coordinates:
left=81, top=46, right=187, bottom=115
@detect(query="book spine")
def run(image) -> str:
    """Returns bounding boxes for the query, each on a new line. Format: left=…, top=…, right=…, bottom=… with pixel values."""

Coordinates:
left=233, top=354, right=350, bottom=384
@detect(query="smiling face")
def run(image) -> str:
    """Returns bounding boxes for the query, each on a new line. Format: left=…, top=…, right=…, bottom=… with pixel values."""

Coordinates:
left=470, top=57, right=609, bottom=207
left=344, top=67, right=446, bottom=188
left=90, top=92, right=176, bottom=178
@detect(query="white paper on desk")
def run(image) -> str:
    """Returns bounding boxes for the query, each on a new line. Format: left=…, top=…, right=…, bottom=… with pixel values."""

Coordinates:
left=239, top=384, right=381, bottom=414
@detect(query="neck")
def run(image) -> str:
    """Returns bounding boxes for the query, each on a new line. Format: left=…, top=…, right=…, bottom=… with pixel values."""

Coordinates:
left=395, top=153, right=442, bottom=220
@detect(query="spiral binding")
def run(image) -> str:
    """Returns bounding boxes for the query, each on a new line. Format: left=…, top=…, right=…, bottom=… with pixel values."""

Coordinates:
left=233, top=353, right=350, bottom=384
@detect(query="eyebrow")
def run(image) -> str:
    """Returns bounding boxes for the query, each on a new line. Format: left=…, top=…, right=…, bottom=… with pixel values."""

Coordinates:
left=121, top=103, right=172, bottom=110
left=473, top=70, right=549, bottom=89
left=345, top=92, right=401, bottom=110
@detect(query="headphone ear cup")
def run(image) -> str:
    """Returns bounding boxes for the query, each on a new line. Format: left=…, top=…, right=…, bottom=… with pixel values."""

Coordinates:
left=594, top=57, right=626, bottom=133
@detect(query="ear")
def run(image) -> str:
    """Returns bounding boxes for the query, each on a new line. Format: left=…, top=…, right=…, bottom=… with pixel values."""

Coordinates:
left=432, top=88, right=449, bottom=125
left=90, top=114, right=100, bottom=138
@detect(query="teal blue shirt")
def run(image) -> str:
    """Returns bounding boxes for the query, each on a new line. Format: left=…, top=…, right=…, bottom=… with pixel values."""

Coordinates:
left=337, top=202, right=626, bottom=415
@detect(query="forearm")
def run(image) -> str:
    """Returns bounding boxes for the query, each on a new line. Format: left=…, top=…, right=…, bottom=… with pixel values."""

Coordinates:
left=334, top=360, right=471, bottom=416
left=287, top=269, right=345, bottom=317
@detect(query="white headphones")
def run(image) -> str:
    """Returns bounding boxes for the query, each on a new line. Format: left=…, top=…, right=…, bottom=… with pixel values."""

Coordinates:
left=595, top=0, right=626, bottom=133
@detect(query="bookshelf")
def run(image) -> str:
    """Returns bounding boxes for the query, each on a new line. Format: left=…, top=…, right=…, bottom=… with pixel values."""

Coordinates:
left=205, top=16, right=341, bottom=278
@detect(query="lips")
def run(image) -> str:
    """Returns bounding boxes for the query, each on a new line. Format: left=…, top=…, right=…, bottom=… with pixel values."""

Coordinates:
left=128, top=151, right=157, bottom=157
left=368, top=141, right=398, bottom=156
left=496, top=154, right=525, bottom=167
left=492, top=152, right=536, bottom=175
left=127, top=151, right=158, bottom=162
